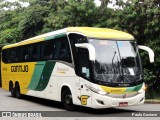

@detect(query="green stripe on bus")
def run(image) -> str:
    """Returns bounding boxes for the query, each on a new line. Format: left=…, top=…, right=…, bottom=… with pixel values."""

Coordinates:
left=34, top=61, right=56, bottom=91
left=28, top=62, right=46, bottom=90
left=125, top=86, right=135, bottom=92
left=133, top=83, right=143, bottom=91
left=125, top=83, right=143, bottom=92
left=45, top=33, right=66, bottom=41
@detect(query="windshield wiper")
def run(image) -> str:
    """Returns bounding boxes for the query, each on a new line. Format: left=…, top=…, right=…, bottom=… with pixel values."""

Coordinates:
left=112, top=51, right=117, bottom=74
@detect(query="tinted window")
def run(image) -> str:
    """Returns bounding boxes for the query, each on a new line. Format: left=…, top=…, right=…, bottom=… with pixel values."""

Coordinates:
left=8, top=49, right=16, bottom=63
left=21, top=45, right=30, bottom=62
left=76, top=48, right=90, bottom=79
left=30, top=44, right=41, bottom=61
left=68, top=33, right=88, bottom=59
left=15, top=47, right=21, bottom=62
left=2, top=36, right=72, bottom=63
left=58, top=38, right=72, bottom=63
left=42, top=40, right=54, bottom=61
left=2, top=49, right=8, bottom=63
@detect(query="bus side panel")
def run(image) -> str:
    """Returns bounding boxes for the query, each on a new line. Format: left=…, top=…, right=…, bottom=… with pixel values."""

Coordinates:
left=1, top=62, right=36, bottom=94
left=55, top=62, right=79, bottom=103
left=1, top=62, right=9, bottom=91
left=45, top=75, right=58, bottom=100
left=26, top=62, right=77, bottom=102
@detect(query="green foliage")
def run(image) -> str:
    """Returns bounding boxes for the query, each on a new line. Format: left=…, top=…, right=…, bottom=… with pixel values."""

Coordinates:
left=143, top=68, right=156, bottom=86
left=115, top=0, right=160, bottom=98
left=18, top=4, right=50, bottom=40
left=0, top=1, right=26, bottom=44
left=45, top=0, right=98, bottom=30
left=0, top=28, right=20, bottom=43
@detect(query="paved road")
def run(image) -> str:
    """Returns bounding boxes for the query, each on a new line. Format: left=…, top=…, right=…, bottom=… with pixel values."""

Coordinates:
left=0, top=88, right=159, bottom=120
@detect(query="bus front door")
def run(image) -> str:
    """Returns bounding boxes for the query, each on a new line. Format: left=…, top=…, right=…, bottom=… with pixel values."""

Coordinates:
left=77, top=48, right=92, bottom=107
left=79, top=77, right=92, bottom=107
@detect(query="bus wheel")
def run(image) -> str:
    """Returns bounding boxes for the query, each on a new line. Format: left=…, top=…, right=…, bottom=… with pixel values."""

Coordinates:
left=9, top=82, right=16, bottom=97
left=15, top=83, right=22, bottom=99
left=62, top=89, right=75, bottom=111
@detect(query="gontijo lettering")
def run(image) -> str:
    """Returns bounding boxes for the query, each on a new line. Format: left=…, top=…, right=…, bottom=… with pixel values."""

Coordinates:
left=11, top=65, right=28, bottom=72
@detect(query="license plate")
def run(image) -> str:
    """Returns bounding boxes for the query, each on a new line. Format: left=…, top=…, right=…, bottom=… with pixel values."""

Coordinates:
left=119, top=102, right=128, bottom=107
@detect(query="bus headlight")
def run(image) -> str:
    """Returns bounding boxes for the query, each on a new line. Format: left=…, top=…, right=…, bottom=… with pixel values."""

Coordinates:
left=98, top=90, right=108, bottom=95
left=85, top=84, right=108, bottom=95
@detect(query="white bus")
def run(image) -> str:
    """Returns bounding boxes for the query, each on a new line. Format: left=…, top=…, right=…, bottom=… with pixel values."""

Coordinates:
left=1, top=27, right=154, bottom=110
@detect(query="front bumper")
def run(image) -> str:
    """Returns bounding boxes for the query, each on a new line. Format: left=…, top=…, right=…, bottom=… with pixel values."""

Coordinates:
left=91, top=91, right=145, bottom=109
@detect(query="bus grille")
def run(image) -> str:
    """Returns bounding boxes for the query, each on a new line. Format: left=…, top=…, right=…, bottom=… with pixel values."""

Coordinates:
left=107, top=92, right=139, bottom=98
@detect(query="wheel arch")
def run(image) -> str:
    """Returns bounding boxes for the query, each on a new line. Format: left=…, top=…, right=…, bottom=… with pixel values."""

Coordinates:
left=60, top=84, right=76, bottom=104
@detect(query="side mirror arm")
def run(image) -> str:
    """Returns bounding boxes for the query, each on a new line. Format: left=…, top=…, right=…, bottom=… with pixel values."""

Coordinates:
left=138, top=45, right=154, bottom=63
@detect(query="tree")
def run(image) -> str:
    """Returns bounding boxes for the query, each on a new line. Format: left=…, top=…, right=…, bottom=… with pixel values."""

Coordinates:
left=45, top=0, right=98, bottom=30
left=99, top=0, right=110, bottom=12
left=0, top=1, right=25, bottom=44
left=115, top=0, right=160, bottom=98
left=18, top=4, right=50, bottom=40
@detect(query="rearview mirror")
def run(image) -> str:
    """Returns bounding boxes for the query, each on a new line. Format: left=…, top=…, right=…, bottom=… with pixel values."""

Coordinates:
left=75, top=43, right=95, bottom=61
left=138, top=45, right=154, bottom=63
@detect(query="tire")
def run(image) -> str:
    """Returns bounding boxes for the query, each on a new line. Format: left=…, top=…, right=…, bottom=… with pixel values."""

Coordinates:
left=11, top=88, right=16, bottom=97
left=15, top=84, right=22, bottom=99
left=62, top=89, right=75, bottom=111
left=9, top=83, right=16, bottom=97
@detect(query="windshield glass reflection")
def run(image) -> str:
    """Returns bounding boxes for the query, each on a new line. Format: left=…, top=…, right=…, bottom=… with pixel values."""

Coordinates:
left=89, top=39, right=142, bottom=83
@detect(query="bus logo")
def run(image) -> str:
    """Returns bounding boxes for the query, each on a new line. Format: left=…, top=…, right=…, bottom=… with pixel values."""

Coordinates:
left=11, top=65, right=28, bottom=72
left=78, top=95, right=90, bottom=105
left=111, top=89, right=122, bottom=93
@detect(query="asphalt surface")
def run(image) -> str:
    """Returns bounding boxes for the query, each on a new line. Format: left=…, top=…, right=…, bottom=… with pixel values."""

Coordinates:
left=0, top=88, right=159, bottom=120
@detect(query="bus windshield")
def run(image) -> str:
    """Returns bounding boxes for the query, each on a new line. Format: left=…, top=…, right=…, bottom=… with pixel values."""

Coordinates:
left=89, top=39, right=142, bottom=83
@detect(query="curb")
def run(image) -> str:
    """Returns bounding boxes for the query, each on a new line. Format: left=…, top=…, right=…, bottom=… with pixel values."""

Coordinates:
left=145, top=99, right=160, bottom=104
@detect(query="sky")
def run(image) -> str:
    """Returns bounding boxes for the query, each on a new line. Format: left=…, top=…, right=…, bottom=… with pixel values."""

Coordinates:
left=5, top=0, right=122, bottom=9
left=94, top=0, right=101, bottom=6
left=6, top=0, right=112, bottom=7
left=2, top=0, right=29, bottom=9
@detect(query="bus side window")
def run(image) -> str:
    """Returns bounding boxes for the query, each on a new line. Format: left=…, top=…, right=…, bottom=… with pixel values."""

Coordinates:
left=42, top=41, right=54, bottom=61
left=7, top=50, right=11, bottom=63
left=30, top=44, right=40, bottom=61
left=10, top=49, right=16, bottom=63
left=15, top=47, right=21, bottom=62
left=68, top=33, right=88, bottom=76
left=59, top=39, right=71, bottom=63
left=22, top=46, right=30, bottom=62
left=54, top=40, right=62, bottom=60
left=2, top=50, right=8, bottom=63
left=53, top=37, right=72, bottom=63
left=77, top=48, right=90, bottom=78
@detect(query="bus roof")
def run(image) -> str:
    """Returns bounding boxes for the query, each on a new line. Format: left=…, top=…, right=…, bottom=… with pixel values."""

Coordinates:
left=67, top=27, right=134, bottom=40
left=3, top=27, right=134, bottom=49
